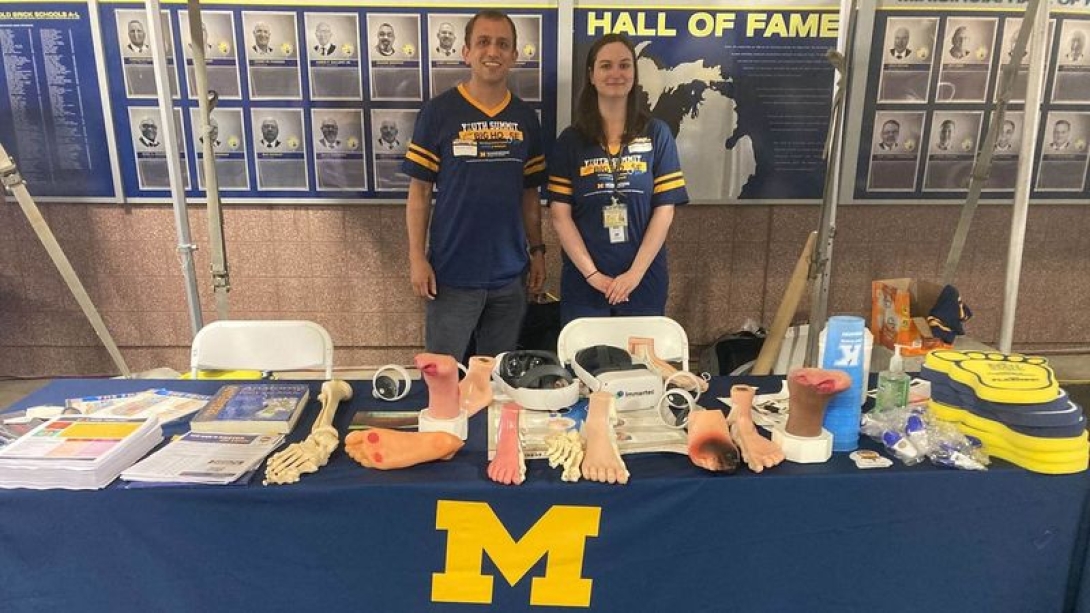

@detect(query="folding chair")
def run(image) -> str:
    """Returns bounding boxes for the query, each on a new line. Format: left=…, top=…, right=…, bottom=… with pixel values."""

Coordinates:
left=189, top=320, right=334, bottom=379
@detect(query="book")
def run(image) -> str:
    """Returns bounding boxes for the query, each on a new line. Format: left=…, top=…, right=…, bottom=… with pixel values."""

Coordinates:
left=121, top=431, right=284, bottom=485
left=0, top=415, right=163, bottom=490
left=189, top=384, right=310, bottom=435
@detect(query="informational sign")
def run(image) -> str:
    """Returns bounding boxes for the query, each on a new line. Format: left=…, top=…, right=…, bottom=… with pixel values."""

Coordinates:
left=849, top=0, right=1090, bottom=202
left=0, top=4, right=115, bottom=198
left=97, top=1, right=558, bottom=202
left=573, top=2, right=841, bottom=202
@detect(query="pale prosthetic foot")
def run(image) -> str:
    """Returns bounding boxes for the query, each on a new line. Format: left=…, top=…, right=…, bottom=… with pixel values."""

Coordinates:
left=580, top=391, right=630, bottom=484
left=686, top=408, right=740, bottom=473
left=344, top=428, right=463, bottom=470
left=460, top=356, right=496, bottom=417
left=546, top=430, right=584, bottom=482
left=264, top=379, right=353, bottom=485
left=415, top=352, right=461, bottom=419
left=629, top=336, right=708, bottom=393
left=487, top=402, right=526, bottom=485
left=727, top=384, right=785, bottom=473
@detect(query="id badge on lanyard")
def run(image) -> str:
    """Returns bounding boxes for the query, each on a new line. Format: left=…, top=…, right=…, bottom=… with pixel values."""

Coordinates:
left=603, top=194, right=627, bottom=244
left=603, top=150, right=628, bottom=244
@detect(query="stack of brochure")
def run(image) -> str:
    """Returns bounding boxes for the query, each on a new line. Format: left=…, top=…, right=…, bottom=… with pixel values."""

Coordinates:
left=0, top=415, right=163, bottom=490
left=121, top=431, right=284, bottom=485
left=66, top=389, right=212, bottom=423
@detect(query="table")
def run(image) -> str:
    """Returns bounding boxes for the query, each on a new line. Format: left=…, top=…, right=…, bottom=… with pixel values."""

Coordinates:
left=2, top=377, right=1089, bottom=613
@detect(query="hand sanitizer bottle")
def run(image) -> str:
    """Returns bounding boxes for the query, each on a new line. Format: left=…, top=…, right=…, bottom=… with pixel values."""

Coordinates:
left=875, top=344, right=910, bottom=413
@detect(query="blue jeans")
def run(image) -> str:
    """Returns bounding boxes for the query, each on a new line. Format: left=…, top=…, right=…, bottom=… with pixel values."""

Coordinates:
left=425, top=277, right=527, bottom=360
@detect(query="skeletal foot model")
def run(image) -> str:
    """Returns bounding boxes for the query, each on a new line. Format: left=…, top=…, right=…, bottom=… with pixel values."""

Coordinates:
left=487, top=402, right=526, bottom=485
left=264, top=379, right=353, bottom=485
left=581, top=391, right=630, bottom=484
left=546, top=430, right=584, bottom=482
left=629, top=336, right=708, bottom=393
left=728, top=384, right=786, bottom=473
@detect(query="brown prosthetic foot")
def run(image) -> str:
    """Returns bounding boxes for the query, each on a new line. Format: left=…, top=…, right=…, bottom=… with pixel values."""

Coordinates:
left=580, top=391, right=629, bottom=484
left=686, top=408, right=740, bottom=473
left=460, top=356, right=496, bottom=417
left=727, top=385, right=785, bottom=473
left=344, top=428, right=463, bottom=470
left=487, top=402, right=526, bottom=485
left=415, top=352, right=461, bottom=419
left=785, top=368, right=852, bottom=437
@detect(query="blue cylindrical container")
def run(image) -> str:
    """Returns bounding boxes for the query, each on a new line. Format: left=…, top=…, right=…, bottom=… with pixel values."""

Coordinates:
left=820, top=315, right=867, bottom=452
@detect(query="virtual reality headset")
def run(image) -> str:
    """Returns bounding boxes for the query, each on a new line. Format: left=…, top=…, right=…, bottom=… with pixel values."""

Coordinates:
left=492, top=350, right=580, bottom=411
left=571, top=345, right=664, bottom=412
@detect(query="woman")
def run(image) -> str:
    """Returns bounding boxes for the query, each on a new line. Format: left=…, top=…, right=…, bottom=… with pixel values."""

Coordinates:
left=546, top=34, right=688, bottom=325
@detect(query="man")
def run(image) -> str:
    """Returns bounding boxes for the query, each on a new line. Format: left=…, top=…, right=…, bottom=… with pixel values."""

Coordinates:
left=878, top=119, right=901, bottom=151
left=251, top=21, right=273, bottom=55
left=402, top=10, right=546, bottom=360
left=313, top=22, right=336, bottom=56
left=127, top=19, right=149, bottom=54
left=1067, top=31, right=1085, bottom=63
left=376, top=120, right=400, bottom=150
left=375, top=23, right=396, bottom=57
left=318, top=118, right=340, bottom=149
left=198, top=116, right=221, bottom=149
left=889, top=27, right=911, bottom=60
left=995, top=120, right=1016, bottom=151
left=1050, top=120, right=1072, bottom=150
left=260, top=118, right=281, bottom=148
left=949, top=26, right=971, bottom=60
left=936, top=120, right=954, bottom=151
left=435, top=22, right=457, bottom=57
left=138, top=118, right=160, bottom=148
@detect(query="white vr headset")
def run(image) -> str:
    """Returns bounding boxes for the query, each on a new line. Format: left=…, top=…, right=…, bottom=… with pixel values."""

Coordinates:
left=570, top=345, right=664, bottom=412
left=491, top=350, right=580, bottom=412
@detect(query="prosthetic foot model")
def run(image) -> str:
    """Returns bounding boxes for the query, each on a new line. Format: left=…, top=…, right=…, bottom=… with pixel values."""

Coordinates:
left=264, top=379, right=352, bottom=485
left=727, top=384, right=786, bottom=473
left=344, top=428, right=464, bottom=470
left=629, top=336, right=708, bottom=393
left=772, top=368, right=851, bottom=463
left=487, top=402, right=526, bottom=485
left=460, top=356, right=495, bottom=417
left=415, top=352, right=468, bottom=440
left=580, top=391, right=630, bottom=484
left=686, top=408, right=740, bottom=473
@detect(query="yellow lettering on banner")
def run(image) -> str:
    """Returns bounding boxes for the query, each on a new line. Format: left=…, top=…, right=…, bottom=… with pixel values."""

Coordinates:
left=587, top=11, right=676, bottom=37
left=748, top=12, right=838, bottom=38
left=432, top=500, right=601, bottom=607
left=688, top=12, right=736, bottom=38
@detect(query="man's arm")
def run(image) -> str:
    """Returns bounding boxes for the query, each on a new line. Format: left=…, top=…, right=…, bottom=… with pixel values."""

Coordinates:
left=407, top=177, right=436, bottom=299
left=522, top=187, right=546, bottom=294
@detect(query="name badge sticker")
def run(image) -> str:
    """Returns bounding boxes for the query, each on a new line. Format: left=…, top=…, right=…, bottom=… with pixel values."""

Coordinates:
left=452, top=139, right=477, bottom=157
left=629, top=138, right=652, bottom=153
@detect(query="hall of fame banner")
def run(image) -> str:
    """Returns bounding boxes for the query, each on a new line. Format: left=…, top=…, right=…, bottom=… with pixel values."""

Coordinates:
left=847, top=0, right=1090, bottom=203
left=574, top=1, right=841, bottom=203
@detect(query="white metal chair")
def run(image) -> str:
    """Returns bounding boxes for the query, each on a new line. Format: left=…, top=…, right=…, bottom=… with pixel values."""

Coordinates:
left=189, top=320, right=334, bottom=379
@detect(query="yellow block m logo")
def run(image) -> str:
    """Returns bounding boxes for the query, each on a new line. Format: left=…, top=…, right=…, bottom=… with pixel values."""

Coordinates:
left=432, top=500, right=601, bottom=607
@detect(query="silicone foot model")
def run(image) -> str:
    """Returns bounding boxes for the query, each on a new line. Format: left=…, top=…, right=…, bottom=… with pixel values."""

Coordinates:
left=580, top=391, right=630, bottom=484
left=629, top=336, right=708, bottom=393
left=728, top=384, right=785, bottom=473
left=487, top=402, right=526, bottom=485
left=686, top=408, right=740, bottom=473
left=460, top=356, right=496, bottom=417
left=415, top=352, right=461, bottom=419
left=344, top=428, right=463, bottom=470
left=264, top=379, right=352, bottom=485
left=785, top=368, right=852, bottom=437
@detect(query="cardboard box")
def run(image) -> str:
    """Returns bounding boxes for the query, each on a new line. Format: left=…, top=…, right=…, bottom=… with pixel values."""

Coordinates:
left=870, top=278, right=948, bottom=356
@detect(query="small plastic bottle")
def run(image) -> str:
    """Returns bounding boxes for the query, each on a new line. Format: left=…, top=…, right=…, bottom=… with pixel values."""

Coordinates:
left=875, top=344, right=910, bottom=413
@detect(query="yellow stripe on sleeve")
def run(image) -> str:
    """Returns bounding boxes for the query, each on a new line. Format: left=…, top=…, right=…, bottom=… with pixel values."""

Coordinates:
left=654, top=171, right=684, bottom=185
left=524, top=160, right=546, bottom=175
left=408, top=142, right=440, bottom=165
left=653, top=179, right=686, bottom=194
left=524, top=154, right=545, bottom=168
left=548, top=183, right=573, bottom=196
left=406, top=151, right=439, bottom=173
left=548, top=175, right=571, bottom=186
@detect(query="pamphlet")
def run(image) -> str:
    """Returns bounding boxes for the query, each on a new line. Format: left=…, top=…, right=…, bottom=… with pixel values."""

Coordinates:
left=122, top=431, right=284, bottom=485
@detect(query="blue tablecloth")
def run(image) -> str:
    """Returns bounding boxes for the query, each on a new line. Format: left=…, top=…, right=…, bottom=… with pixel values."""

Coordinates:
left=2, top=377, right=1089, bottom=613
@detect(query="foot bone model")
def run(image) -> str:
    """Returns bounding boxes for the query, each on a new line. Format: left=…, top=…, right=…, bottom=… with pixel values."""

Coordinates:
left=264, top=379, right=353, bottom=485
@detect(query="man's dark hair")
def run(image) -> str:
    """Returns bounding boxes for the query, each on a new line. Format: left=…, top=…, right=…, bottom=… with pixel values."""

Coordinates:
left=464, top=10, right=517, bottom=49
